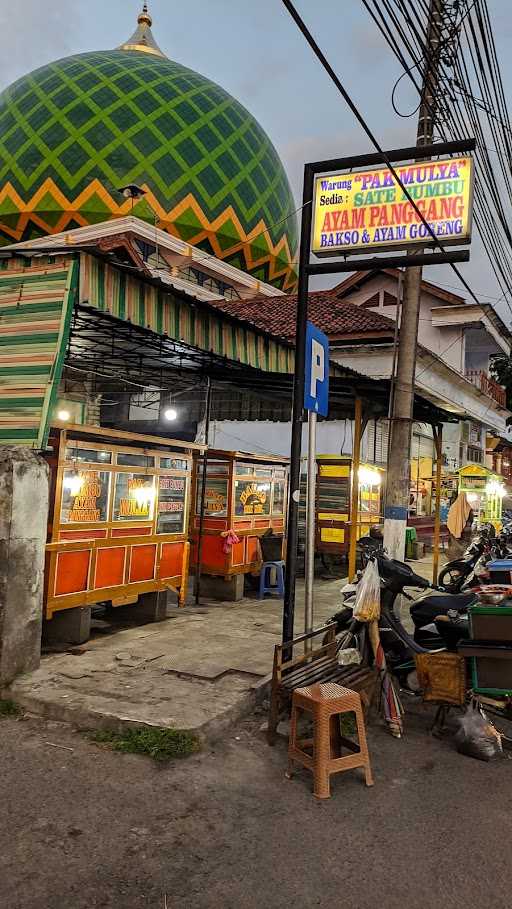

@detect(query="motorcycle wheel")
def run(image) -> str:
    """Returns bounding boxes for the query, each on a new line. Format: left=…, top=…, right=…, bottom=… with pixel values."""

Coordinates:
left=438, top=565, right=466, bottom=593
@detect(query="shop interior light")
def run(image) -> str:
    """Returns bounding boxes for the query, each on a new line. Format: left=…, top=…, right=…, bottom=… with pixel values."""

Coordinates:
left=486, top=480, right=506, bottom=498
left=63, top=472, right=83, bottom=496
left=133, top=485, right=156, bottom=507
left=358, top=466, right=381, bottom=486
left=57, top=409, right=71, bottom=421
left=164, top=407, right=178, bottom=421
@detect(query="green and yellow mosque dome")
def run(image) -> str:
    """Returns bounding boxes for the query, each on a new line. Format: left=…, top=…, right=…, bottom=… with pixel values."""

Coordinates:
left=0, top=5, right=298, bottom=289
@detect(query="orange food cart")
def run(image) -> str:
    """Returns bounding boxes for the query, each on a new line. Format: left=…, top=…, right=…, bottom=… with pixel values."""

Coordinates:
left=190, top=450, right=289, bottom=578
left=44, top=424, right=203, bottom=620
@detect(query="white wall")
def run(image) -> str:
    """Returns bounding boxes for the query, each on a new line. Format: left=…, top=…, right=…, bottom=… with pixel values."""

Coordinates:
left=211, top=418, right=433, bottom=466
left=332, top=345, right=508, bottom=435
left=442, top=421, right=462, bottom=470
left=342, top=274, right=465, bottom=372
left=210, top=419, right=356, bottom=461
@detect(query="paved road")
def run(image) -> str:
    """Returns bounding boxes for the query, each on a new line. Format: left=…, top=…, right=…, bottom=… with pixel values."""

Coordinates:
left=1, top=703, right=511, bottom=909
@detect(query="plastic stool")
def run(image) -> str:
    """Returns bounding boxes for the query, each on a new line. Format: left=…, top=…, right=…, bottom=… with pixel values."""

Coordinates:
left=286, top=682, right=373, bottom=799
left=259, top=560, right=285, bottom=598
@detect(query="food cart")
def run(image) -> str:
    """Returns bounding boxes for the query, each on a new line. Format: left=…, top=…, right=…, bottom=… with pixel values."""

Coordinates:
left=191, top=449, right=289, bottom=580
left=457, top=464, right=506, bottom=527
left=314, top=456, right=384, bottom=555
left=44, top=424, right=201, bottom=622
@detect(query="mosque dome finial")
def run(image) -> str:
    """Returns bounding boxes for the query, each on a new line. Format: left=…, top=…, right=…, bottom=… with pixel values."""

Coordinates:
left=119, top=2, right=165, bottom=58
left=138, top=3, right=152, bottom=27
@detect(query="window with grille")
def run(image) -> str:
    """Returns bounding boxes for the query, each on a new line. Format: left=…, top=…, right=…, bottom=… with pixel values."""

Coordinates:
left=365, top=420, right=389, bottom=464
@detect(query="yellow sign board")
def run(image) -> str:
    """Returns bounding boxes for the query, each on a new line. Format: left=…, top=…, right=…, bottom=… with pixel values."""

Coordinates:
left=312, top=156, right=474, bottom=256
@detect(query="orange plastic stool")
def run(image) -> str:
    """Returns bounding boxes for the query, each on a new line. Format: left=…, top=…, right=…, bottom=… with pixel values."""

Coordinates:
left=287, top=682, right=374, bottom=799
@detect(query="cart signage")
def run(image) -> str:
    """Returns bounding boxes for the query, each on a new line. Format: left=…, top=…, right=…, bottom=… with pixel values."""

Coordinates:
left=312, top=155, right=474, bottom=256
left=462, top=476, right=486, bottom=489
left=203, top=480, right=228, bottom=516
left=61, top=469, right=109, bottom=523
left=67, top=471, right=102, bottom=522
left=118, top=477, right=154, bottom=518
left=239, top=482, right=268, bottom=515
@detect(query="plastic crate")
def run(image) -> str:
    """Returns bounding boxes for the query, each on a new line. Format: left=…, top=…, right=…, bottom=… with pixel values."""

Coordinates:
left=469, top=605, right=512, bottom=643
left=487, top=560, right=512, bottom=584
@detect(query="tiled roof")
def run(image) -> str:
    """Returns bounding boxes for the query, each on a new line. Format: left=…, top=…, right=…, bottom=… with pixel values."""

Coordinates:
left=209, top=290, right=395, bottom=343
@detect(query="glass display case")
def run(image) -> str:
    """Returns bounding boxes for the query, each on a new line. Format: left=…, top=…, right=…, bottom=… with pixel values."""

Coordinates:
left=45, top=425, right=203, bottom=620
left=314, top=456, right=384, bottom=554
left=191, top=450, right=289, bottom=577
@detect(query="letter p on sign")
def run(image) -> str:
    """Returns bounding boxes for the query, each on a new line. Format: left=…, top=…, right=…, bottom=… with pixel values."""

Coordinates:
left=310, top=339, right=325, bottom=399
left=304, top=321, right=329, bottom=417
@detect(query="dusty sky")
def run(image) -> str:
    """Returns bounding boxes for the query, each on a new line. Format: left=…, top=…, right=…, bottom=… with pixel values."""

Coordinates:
left=2, top=0, right=512, bottom=316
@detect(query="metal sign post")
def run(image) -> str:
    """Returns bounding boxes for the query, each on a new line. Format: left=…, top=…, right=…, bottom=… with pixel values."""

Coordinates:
left=283, top=137, right=474, bottom=651
left=304, top=322, right=329, bottom=645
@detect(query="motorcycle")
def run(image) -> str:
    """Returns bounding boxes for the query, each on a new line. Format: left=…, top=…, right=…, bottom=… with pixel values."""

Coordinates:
left=328, top=537, right=475, bottom=690
left=438, top=524, right=510, bottom=593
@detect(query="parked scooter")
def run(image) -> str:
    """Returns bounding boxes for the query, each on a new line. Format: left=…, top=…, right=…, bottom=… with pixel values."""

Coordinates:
left=438, top=523, right=508, bottom=593
left=327, top=537, right=475, bottom=690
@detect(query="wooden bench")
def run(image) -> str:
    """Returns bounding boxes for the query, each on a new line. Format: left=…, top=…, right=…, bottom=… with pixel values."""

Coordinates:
left=408, top=516, right=449, bottom=547
left=267, top=623, right=377, bottom=745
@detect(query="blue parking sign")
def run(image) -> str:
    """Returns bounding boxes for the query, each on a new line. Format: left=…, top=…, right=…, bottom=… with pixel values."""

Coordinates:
left=304, top=321, right=329, bottom=417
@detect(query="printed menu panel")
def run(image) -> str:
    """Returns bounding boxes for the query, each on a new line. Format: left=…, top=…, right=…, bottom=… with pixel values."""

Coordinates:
left=157, top=476, right=186, bottom=534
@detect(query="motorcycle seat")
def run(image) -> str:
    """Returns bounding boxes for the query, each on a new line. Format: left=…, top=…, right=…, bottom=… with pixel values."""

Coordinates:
left=413, top=591, right=476, bottom=612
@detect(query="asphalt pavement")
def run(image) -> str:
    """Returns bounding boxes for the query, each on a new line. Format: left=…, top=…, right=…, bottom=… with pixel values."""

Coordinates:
left=1, top=699, right=511, bottom=909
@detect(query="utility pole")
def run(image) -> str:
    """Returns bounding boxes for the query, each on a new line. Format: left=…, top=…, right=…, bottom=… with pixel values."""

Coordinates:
left=384, top=0, right=444, bottom=559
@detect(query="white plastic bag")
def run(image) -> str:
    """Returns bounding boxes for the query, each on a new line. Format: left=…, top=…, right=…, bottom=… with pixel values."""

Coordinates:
left=352, top=558, right=381, bottom=623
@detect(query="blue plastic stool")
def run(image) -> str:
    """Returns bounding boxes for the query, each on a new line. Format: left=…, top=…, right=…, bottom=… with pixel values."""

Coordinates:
left=259, top=560, right=286, bottom=598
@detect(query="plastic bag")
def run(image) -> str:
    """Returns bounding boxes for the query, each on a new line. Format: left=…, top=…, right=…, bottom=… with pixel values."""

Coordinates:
left=352, top=558, right=381, bottom=623
left=455, top=700, right=503, bottom=762
left=337, top=647, right=362, bottom=667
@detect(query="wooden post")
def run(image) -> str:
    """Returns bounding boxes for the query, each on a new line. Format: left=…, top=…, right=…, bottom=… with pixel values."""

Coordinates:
left=195, top=378, right=212, bottom=605
left=348, top=397, right=363, bottom=582
left=179, top=542, right=191, bottom=608
left=432, top=424, right=443, bottom=586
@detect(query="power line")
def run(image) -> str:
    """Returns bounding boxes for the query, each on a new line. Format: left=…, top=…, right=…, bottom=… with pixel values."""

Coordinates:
left=281, top=0, right=482, bottom=309
left=361, top=0, right=512, bottom=320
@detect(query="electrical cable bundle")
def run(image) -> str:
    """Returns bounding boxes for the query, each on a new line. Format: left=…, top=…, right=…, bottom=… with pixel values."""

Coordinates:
left=362, top=0, right=512, bottom=319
